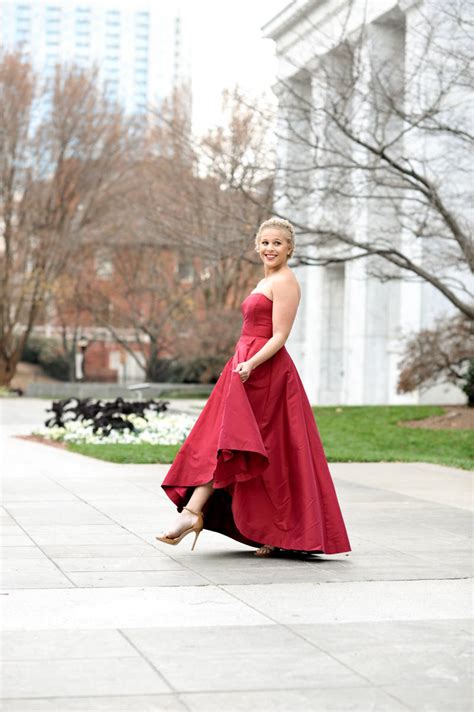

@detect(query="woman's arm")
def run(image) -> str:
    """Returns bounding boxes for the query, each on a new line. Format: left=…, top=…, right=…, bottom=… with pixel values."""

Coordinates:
left=233, top=278, right=300, bottom=382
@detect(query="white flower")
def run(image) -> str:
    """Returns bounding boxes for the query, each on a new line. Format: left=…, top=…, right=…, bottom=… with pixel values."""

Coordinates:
left=34, top=409, right=198, bottom=446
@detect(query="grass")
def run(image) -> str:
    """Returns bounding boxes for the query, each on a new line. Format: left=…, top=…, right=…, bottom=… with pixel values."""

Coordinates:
left=66, top=441, right=179, bottom=464
left=64, top=405, right=473, bottom=471
left=160, top=389, right=212, bottom=399
left=313, top=405, right=473, bottom=471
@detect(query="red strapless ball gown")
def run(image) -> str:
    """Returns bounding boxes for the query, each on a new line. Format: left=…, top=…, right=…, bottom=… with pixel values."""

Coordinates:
left=161, top=292, right=351, bottom=553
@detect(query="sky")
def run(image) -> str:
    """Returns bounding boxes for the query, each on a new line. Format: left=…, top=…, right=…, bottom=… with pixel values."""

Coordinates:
left=182, top=0, right=289, bottom=134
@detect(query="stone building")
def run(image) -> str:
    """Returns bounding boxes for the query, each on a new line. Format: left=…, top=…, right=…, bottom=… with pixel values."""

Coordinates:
left=263, top=0, right=471, bottom=405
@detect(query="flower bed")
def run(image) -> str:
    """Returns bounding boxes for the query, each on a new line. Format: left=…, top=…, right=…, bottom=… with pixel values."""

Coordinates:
left=33, top=409, right=198, bottom=446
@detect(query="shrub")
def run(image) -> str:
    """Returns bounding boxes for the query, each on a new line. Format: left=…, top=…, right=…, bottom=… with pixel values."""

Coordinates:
left=22, top=336, right=70, bottom=381
left=462, top=359, right=474, bottom=407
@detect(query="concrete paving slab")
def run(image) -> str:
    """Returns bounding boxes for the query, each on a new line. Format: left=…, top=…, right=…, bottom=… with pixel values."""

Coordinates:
left=1, top=657, right=171, bottom=697
left=0, top=571, right=74, bottom=589
left=1, top=587, right=272, bottom=630
left=382, top=683, right=473, bottom=712
left=0, top=547, right=47, bottom=560
left=0, top=511, right=16, bottom=525
left=23, top=525, right=147, bottom=546
left=0, top=534, right=33, bottom=546
left=65, top=570, right=209, bottom=587
left=55, top=557, right=186, bottom=572
left=1, top=694, right=187, bottom=711
left=331, top=462, right=474, bottom=511
left=291, top=620, right=471, bottom=686
left=179, top=688, right=409, bottom=711
left=290, top=619, right=472, bottom=649
left=41, top=544, right=168, bottom=558
left=0, top=525, right=25, bottom=536
left=222, top=579, right=472, bottom=624
left=4, top=502, right=114, bottom=526
left=1, top=629, right=139, bottom=660
left=1, top=558, right=61, bottom=573
left=2, top=477, right=78, bottom=503
left=122, top=625, right=368, bottom=692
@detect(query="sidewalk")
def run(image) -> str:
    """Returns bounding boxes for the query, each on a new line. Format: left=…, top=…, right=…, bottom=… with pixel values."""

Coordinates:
left=1, top=398, right=472, bottom=711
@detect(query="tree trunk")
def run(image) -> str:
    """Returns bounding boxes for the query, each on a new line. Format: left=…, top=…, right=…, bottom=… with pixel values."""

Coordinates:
left=0, top=351, right=21, bottom=388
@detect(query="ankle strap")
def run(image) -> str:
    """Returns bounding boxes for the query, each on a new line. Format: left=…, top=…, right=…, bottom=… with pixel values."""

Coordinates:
left=183, top=506, right=203, bottom=517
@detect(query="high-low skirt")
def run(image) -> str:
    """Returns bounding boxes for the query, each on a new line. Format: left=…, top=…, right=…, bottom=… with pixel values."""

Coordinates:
left=161, top=331, right=351, bottom=554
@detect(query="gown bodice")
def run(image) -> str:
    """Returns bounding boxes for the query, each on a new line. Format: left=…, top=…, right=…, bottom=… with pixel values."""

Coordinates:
left=240, top=293, right=273, bottom=338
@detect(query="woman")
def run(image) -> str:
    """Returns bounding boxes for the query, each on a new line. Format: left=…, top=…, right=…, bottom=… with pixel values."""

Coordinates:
left=157, top=217, right=351, bottom=557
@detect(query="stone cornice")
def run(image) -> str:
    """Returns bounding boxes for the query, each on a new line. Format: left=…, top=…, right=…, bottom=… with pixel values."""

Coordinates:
left=398, top=0, right=423, bottom=11
left=262, top=0, right=327, bottom=40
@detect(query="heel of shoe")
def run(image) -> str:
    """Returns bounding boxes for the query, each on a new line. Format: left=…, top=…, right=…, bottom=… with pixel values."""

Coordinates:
left=191, top=528, right=202, bottom=551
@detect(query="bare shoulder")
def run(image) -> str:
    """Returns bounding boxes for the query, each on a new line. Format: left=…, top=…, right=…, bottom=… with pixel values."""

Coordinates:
left=270, top=270, right=301, bottom=304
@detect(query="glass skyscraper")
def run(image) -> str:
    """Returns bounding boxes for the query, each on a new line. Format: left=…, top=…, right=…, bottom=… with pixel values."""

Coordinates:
left=0, top=0, right=191, bottom=115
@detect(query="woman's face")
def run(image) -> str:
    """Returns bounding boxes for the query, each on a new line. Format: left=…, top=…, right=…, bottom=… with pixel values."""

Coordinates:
left=257, top=228, right=290, bottom=268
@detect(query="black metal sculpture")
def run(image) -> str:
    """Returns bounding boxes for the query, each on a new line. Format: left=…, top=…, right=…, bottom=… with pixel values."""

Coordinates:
left=45, top=397, right=169, bottom=435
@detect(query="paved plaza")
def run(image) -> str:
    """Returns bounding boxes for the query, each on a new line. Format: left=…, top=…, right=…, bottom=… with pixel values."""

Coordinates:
left=0, top=398, right=472, bottom=711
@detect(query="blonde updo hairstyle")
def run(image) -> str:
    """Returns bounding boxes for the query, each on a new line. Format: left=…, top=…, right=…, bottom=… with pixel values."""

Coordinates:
left=255, top=217, right=296, bottom=259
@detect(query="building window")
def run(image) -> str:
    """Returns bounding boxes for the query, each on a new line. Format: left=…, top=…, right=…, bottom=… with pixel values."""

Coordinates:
left=105, top=79, right=119, bottom=100
left=106, top=11, right=121, bottom=26
left=95, top=251, right=113, bottom=279
left=177, top=256, right=194, bottom=281
left=45, top=8, right=61, bottom=21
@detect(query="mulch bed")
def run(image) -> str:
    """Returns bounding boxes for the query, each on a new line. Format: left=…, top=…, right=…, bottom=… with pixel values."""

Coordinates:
left=400, top=406, right=473, bottom=430
left=15, top=434, right=68, bottom=450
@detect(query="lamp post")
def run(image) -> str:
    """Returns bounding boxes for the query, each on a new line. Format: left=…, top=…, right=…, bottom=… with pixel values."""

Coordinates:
left=77, top=336, right=89, bottom=381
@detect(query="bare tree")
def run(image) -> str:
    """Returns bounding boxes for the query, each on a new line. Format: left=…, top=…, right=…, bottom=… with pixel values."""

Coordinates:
left=236, top=2, right=473, bottom=320
left=141, top=87, right=273, bottom=284
left=397, top=314, right=474, bottom=397
left=108, top=88, right=275, bottom=380
left=0, top=52, right=135, bottom=385
left=81, top=242, right=198, bottom=381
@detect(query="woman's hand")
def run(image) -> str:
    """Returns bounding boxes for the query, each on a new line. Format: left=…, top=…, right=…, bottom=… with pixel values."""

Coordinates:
left=233, top=360, right=253, bottom=383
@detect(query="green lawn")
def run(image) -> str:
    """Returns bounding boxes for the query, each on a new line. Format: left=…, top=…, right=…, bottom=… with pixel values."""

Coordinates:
left=312, top=405, right=473, bottom=471
left=66, top=442, right=178, bottom=464
left=66, top=405, right=473, bottom=471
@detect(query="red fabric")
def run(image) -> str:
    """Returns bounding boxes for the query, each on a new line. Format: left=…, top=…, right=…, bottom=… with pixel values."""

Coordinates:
left=161, top=292, right=351, bottom=554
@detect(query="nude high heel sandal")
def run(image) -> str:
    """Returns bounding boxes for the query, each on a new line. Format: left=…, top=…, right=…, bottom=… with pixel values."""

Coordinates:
left=155, top=506, right=204, bottom=551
